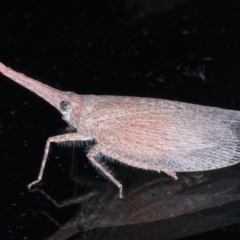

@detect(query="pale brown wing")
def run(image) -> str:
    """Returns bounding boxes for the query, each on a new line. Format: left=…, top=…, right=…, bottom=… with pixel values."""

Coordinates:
left=84, top=96, right=240, bottom=172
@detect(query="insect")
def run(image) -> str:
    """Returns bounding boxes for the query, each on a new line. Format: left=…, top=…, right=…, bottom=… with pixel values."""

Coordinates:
left=1, top=62, right=240, bottom=198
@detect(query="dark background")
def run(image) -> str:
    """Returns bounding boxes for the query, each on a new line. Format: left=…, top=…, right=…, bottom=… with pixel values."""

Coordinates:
left=0, top=0, right=240, bottom=239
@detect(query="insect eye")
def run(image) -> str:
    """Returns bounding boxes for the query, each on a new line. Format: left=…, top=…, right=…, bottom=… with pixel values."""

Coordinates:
left=60, top=101, right=71, bottom=111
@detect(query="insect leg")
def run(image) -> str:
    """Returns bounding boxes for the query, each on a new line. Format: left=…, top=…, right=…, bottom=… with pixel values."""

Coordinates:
left=27, top=133, right=92, bottom=189
left=164, top=170, right=178, bottom=179
left=87, top=146, right=123, bottom=198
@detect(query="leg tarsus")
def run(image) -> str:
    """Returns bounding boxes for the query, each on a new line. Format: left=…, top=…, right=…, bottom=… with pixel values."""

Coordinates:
left=27, top=179, right=41, bottom=189
left=119, top=185, right=123, bottom=199
left=164, top=170, right=178, bottom=180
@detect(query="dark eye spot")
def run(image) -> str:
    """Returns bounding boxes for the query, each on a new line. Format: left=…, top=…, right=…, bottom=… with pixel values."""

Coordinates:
left=60, top=101, right=71, bottom=111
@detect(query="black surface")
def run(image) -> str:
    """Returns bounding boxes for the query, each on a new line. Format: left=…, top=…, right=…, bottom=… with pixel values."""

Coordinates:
left=1, top=0, right=240, bottom=239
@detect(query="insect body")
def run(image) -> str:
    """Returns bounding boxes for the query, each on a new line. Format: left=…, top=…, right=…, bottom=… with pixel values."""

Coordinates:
left=1, top=62, right=240, bottom=198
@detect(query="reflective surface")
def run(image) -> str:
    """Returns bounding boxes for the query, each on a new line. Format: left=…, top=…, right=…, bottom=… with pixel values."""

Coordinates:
left=46, top=154, right=240, bottom=239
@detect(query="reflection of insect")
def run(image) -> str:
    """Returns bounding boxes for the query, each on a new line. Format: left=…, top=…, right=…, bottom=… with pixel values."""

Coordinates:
left=39, top=171, right=240, bottom=240
left=1, top=62, right=240, bottom=198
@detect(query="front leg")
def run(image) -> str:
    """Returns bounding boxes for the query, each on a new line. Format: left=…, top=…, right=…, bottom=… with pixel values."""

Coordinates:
left=28, top=133, right=92, bottom=189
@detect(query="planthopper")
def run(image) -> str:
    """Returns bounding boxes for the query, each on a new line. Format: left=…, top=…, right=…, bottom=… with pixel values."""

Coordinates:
left=1, top=62, right=240, bottom=198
